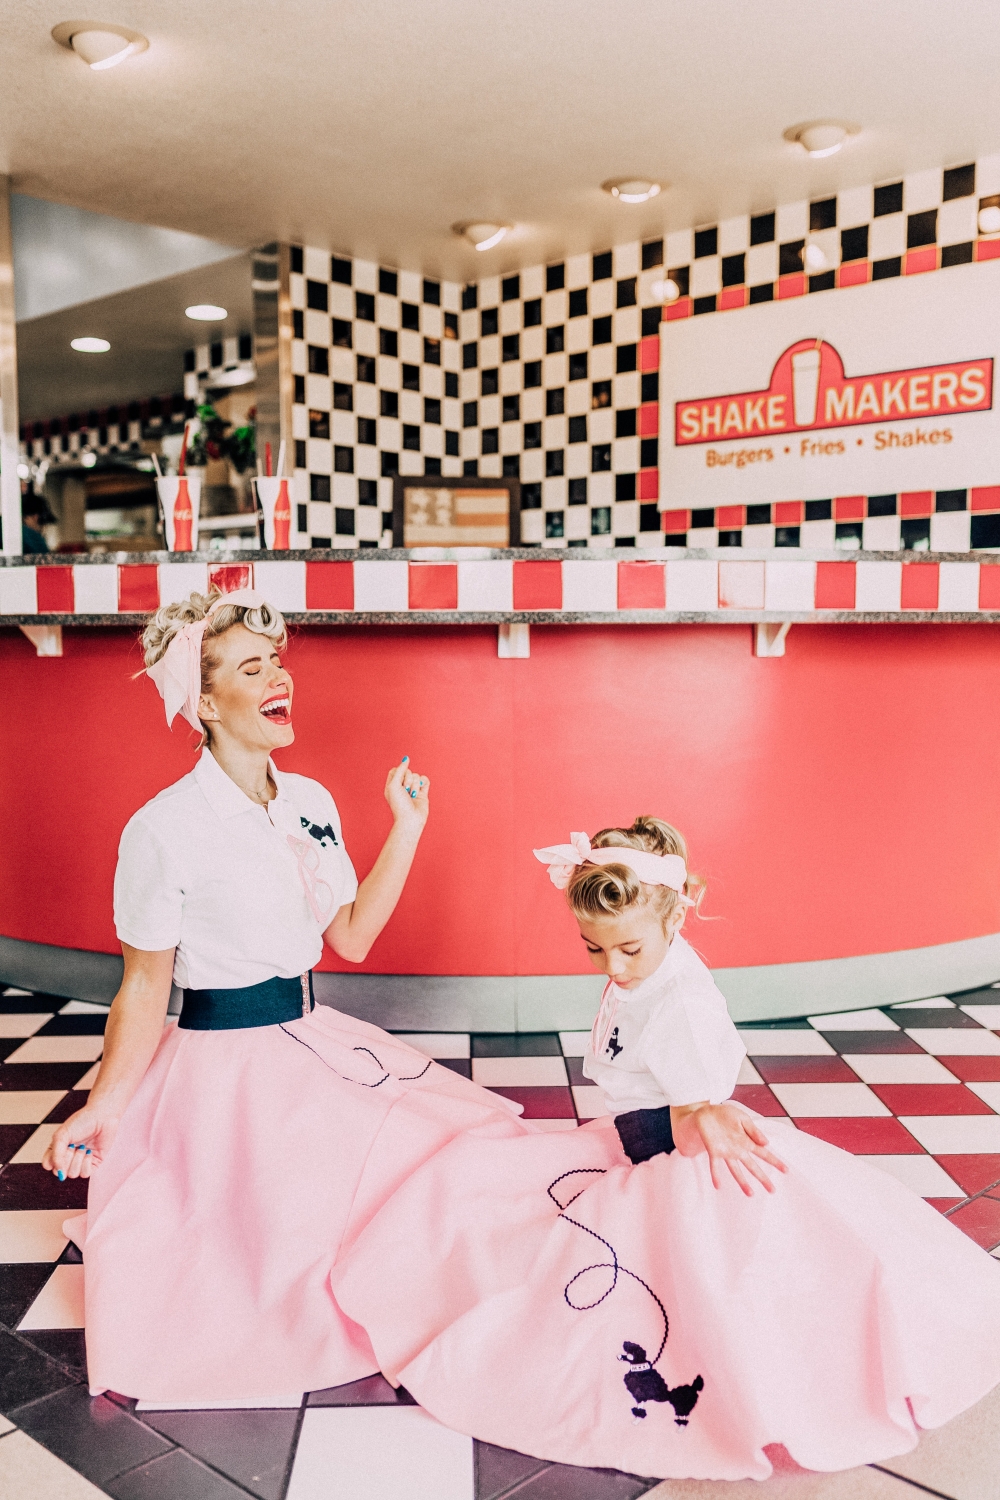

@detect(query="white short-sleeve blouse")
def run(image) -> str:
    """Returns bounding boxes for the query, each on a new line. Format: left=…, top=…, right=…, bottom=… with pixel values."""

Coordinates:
left=114, top=749, right=358, bottom=989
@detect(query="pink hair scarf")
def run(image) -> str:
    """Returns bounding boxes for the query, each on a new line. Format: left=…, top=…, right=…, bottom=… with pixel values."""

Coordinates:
left=533, top=831, right=693, bottom=900
left=146, top=588, right=269, bottom=731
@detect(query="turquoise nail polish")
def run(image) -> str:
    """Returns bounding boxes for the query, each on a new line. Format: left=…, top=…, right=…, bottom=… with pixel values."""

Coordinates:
left=57, top=1170, right=65, bottom=1181
left=67, top=1142, right=75, bottom=1148
left=85, top=1148, right=92, bottom=1155
left=402, top=755, right=409, bottom=763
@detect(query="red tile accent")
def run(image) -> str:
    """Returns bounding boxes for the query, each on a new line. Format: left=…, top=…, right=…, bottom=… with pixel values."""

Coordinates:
left=408, top=563, right=458, bottom=611
left=715, top=506, right=745, bottom=530
left=980, top=566, right=1000, bottom=611
left=774, top=501, right=803, bottom=525
left=34, top=566, right=73, bottom=614
left=617, top=561, right=665, bottom=610
left=795, top=1117, right=923, bottom=1152
left=718, top=286, right=748, bottom=310
left=904, top=246, right=939, bottom=276
left=924, top=1199, right=958, bottom=1214
left=945, top=1195, right=1000, bottom=1249
left=834, top=494, right=865, bottom=521
left=305, top=561, right=354, bottom=610
left=661, top=508, right=690, bottom=533
left=900, top=562, right=939, bottom=611
left=639, top=335, right=661, bottom=371
left=971, top=485, right=1000, bottom=511
left=638, top=469, right=659, bottom=501
left=976, top=237, right=1000, bottom=262
left=208, top=564, right=252, bottom=594
left=665, top=298, right=692, bottom=321
left=638, top=403, right=659, bottom=437
left=934, top=1154, right=1000, bottom=1195
left=513, top=559, right=562, bottom=610
left=837, top=261, right=870, bottom=288
left=777, top=274, right=806, bottom=300
left=731, top=1084, right=786, bottom=1117
left=753, top=1056, right=859, bottom=1084
left=869, top=1083, right=993, bottom=1115
left=486, top=1086, right=575, bottom=1119
left=936, top=1057, right=1000, bottom=1082
left=117, top=564, right=159, bottom=613
left=815, top=561, right=856, bottom=610
left=900, top=491, right=933, bottom=517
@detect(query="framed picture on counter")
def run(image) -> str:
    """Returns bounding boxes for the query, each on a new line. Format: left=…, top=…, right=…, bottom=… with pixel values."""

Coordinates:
left=392, top=475, right=522, bottom=548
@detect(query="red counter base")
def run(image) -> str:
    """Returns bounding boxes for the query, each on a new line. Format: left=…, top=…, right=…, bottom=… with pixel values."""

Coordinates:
left=2, top=621, right=999, bottom=977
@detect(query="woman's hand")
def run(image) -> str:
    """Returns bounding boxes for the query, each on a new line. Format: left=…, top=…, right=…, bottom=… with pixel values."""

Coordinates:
left=671, top=1101, right=787, bottom=1196
left=384, top=756, right=430, bottom=834
left=42, top=1106, right=121, bottom=1181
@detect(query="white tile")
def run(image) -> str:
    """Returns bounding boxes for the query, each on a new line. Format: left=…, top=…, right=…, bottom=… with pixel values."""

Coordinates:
left=776, top=200, right=809, bottom=242
left=856, top=1155, right=964, bottom=1197
left=352, top=560, right=408, bottom=611
left=559, top=1031, right=590, bottom=1056
left=855, top=560, right=901, bottom=609
left=905, top=1028, right=1000, bottom=1055
left=837, top=184, right=872, bottom=227
left=842, top=1054, right=958, bottom=1084
left=5, top=1036, right=103, bottom=1064
left=287, top=1405, right=474, bottom=1500
left=456, top=560, right=512, bottom=612
left=938, top=196, right=978, bottom=245
left=527, top=1119, right=579, bottom=1131
left=769, top=1083, right=891, bottom=1117
left=137, top=1395, right=302, bottom=1410
left=665, top=228, right=694, bottom=266
left=932, top=519, right=973, bottom=560
left=965, top=1081, right=1000, bottom=1112
left=157, top=561, right=209, bottom=606
left=689, top=257, right=721, bottom=297
left=893, top=996, right=953, bottom=1008
left=809, top=1009, right=899, bottom=1031
left=19, top=1264, right=85, bottom=1330
left=74, top=1063, right=100, bottom=1090
left=0, top=1014, right=51, bottom=1038
left=899, top=1115, right=1000, bottom=1153
left=736, top=1028, right=835, bottom=1056
left=58, top=1001, right=109, bottom=1015
left=572, top=1086, right=607, bottom=1118
left=737, top=1057, right=763, bottom=1084
left=560, top=560, right=617, bottom=612
left=904, top=168, right=942, bottom=213
left=0, top=1209, right=70, bottom=1262
left=471, top=1056, right=567, bottom=1086
left=72, top=565, right=118, bottom=614
left=745, top=242, right=778, bottom=285
left=665, top=559, right=717, bottom=610
left=718, top=215, right=750, bottom=254
left=2, top=988, right=32, bottom=996
left=0, top=1091, right=66, bottom=1124
left=0, top=1430, right=106, bottom=1499
left=960, top=1005, right=1000, bottom=1027
left=763, top=560, right=815, bottom=611
left=254, top=560, right=307, bottom=613
left=870, top=213, right=907, bottom=260
left=10, top=1124, right=58, bottom=1164
left=393, top=1033, right=470, bottom=1060
left=0, top=567, right=37, bottom=615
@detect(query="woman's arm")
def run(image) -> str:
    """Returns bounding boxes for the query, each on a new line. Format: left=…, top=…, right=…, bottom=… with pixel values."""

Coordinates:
left=324, top=759, right=429, bottom=964
left=670, top=1101, right=788, bottom=1196
left=42, top=944, right=175, bottom=1180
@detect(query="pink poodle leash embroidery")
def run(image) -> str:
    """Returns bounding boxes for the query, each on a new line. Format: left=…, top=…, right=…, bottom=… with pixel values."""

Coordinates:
left=547, top=1169, right=704, bottom=1425
left=286, top=835, right=336, bottom=924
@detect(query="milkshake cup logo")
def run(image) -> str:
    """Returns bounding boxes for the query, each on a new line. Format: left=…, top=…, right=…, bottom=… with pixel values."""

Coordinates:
left=156, top=475, right=202, bottom=551
left=791, top=345, right=822, bottom=426
left=255, top=477, right=293, bottom=550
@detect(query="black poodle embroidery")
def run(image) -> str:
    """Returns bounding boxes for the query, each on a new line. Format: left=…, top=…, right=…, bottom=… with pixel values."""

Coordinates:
left=301, top=817, right=339, bottom=848
left=606, top=1026, right=623, bottom=1059
left=548, top=1170, right=704, bottom=1425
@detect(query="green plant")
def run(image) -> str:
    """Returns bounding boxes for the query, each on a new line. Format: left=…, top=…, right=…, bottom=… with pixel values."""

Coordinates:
left=185, top=403, right=256, bottom=473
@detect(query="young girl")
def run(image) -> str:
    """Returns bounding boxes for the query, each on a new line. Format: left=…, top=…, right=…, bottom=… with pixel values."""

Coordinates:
left=332, top=816, right=1000, bottom=1481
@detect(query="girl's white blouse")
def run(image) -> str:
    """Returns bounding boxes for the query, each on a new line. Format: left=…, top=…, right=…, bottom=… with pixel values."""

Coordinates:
left=114, top=749, right=358, bottom=989
left=582, top=934, right=746, bottom=1115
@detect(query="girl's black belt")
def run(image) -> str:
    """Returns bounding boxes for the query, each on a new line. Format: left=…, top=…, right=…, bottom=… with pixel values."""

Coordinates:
left=614, top=1104, right=675, bottom=1164
left=179, top=972, right=314, bottom=1030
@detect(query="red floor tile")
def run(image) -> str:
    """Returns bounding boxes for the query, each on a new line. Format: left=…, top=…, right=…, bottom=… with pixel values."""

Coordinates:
left=924, top=1198, right=959, bottom=1214
left=868, top=1084, right=994, bottom=1115
left=732, top=1084, right=787, bottom=1116
left=795, top=1117, right=924, bottom=1153
left=933, top=1154, right=1000, bottom=1195
left=486, top=1085, right=575, bottom=1118
left=936, top=1056, right=1000, bottom=1082
left=752, top=1057, right=859, bottom=1084
left=944, top=1195, right=1000, bottom=1249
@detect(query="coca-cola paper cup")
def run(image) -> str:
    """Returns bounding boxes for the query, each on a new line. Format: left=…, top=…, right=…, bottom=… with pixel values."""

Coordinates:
left=254, top=477, right=293, bottom=550
left=157, top=475, right=202, bottom=552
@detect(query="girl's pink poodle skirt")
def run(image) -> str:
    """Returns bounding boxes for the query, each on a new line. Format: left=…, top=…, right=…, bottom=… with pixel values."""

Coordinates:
left=70, top=1007, right=1000, bottom=1481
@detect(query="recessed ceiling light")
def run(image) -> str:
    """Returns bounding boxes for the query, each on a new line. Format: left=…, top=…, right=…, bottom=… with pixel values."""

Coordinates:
left=81, top=452, right=97, bottom=467
left=71, top=336, right=110, bottom=352
left=603, top=179, right=661, bottom=205
left=649, top=277, right=680, bottom=303
left=51, top=21, right=148, bottom=69
left=784, top=120, right=858, bottom=158
left=453, top=222, right=510, bottom=252
left=185, top=304, right=228, bottom=321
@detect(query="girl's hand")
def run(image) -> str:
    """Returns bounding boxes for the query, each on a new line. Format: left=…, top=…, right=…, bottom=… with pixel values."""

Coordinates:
left=384, top=756, right=430, bottom=833
left=672, top=1101, right=787, bottom=1197
left=41, top=1106, right=120, bottom=1181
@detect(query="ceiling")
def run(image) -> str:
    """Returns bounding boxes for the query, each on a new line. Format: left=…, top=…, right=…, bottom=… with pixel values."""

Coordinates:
left=1, top=2, right=999, bottom=285
left=16, top=253, right=252, bottom=420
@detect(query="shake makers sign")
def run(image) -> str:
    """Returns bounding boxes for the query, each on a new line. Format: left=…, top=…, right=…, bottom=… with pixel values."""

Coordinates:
left=659, top=258, right=1000, bottom=503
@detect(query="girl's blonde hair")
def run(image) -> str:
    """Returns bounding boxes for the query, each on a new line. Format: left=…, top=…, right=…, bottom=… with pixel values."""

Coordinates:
left=566, top=816, right=705, bottom=927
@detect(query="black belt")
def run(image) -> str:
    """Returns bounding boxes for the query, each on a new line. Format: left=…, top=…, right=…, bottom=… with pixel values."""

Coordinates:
left=179, top=972, right=314, bottom=1031
left=614, top=1105, right=675, bottom=1165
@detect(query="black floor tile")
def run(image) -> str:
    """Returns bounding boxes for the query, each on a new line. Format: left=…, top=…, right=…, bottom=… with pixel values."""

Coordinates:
left=0, top=1328, right=79, bottom=1413
left=308, top=1372, right=415, bottom=1405
left=59, top=1240, right=84, bottom=1265
left=0, top=1124, right=35, bottom=1162
left=0, top=1264, right=54, bottom=1327
left=884, top=1007, right=982, bottom=1029
left=438, top=1057, right=472, bottom=1079
left=0, top=1164, right=88, bottom=1210
left=822, top=1031, right=926, bottom=1054
left=36, top=1015, right=108, bottom=1036
left=508, top=1461, right=655, bottom=1498
left=107, top=1448, right=250, bottom=1500
left=565, top=1057, right=588, bottom=1086
left=0, top=996, right=57, bottom=1014
left=143, top=1407, right=300, bottom=1500
left=23, top=1329, right=88, bottom=1381
left=0, top=1039, right=33, bottom=1063
left=948, top=986, right=1000, bottom=1003
left=475, top=1439, right=548, bottom=1499
left=737, top=1019, right=813, bottom=1030
left=44, top=1090, right=93, bottom=1124
left=0, top=1063, right=90, bottom=1091
left=473, top=1034, right=562, bottom=1057
left=11, top=1384, right=172, bottom=1485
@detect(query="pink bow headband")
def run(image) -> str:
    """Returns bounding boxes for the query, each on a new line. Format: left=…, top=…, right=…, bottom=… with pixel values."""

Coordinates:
left=146, top=588, right=269, bottom=731
left=533, top=832, right=694, bottom=902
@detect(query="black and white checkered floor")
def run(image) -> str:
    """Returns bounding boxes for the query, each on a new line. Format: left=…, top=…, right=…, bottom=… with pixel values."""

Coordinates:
left=3, top=982, right=1000, bottom=1499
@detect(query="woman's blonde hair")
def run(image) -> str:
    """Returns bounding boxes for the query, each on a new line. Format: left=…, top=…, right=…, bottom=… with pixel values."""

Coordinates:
left=566, top=816, right=705, bottom=928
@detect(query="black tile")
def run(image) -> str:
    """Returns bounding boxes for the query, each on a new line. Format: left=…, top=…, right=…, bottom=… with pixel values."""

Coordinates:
left=565, top=1057, right=588, bottom=1086
left=437, top=1058, right=472, bottom=1079
left=775, top=526, right=800, bottom=547
left=502, top=274, right=520, bottom=302
left=943, top=163, right=976, bottom=201
left=667, top=265, right=689, bottom=297
left=22, top=1330, right=87, bottom=1381
left=305, top=280, right=327, bottom=312
left=810, top=197, right=837, bottom=231
left=885, top=1007, right=982, bottom=1028
left=750, top=211, right=775, bottom=245
left=13, top=1385, right=171, bottom=1484
left=748, top=283, right=774, bottom=304
left=640, top=306, right=661, bottom=336
left=0, top=1164, right=88, bottom=1210
left=868, top=493, right=896, bottom=517
left=692, top=295, right=716, bottom=316
left=475, top=1440, right=548, bottom=1500
left=107, top=1448, right=249, bottom=1500
left=950, top=986, right=1000, bottom=1003
left=332, top=256, right=352, bottom=286
left=142, top=1408, right=300, bottom=1500
left=808, top=271, right=836, bottom=293
left=738, top=1018, right=813, bottom=1030
left=973, top=514, right=1000, bottom=549
left=901, top=518, right=930, bottom=551
left=936, top=488, right=967, bottom=513
left=874, top=181, right=903, bottom=217
left=308, top=1373, right=415, bottom=1405
left=592, top=316, right=612, bottom=344
left=0, top=1264, right=54, bottom=1326
left=822, top=1030, right=926, bottom=1056
left=615, top=344, right=637, bottom=373
left=641, top=238, right=663, bottom=269
left=0, top=994, right=61, bottom=1013
left=511, top=1461, right=655, bottom=1499
left=546, top=264, right=565, bottom=292
left=907, top=209, right=937, bottom=249
left=472, top=1034, right=562, bottom=1057
left=746, top=503, right=771, bottom=526
left=0, top=1124, right=35, bottom=1162
left=693, top=226, right=717, bottom=258
left=0, top=1329, right=79, bottom=1413
left=721, top=253, right=745, bottom=287
left=463, top=283, right=479, bottom=309
left=423, top=278, right=441, bottom=305
left=568, top=288, right=588, bottom=318
left=59, top=1240, right=84, bottom=1264
left=592, top=251, right=612, bottom=281
left=779, top=240, right=804, bottom=276
left=378, top=267, right=396, bottom=295
left=942, top=241, right=974, bottom=267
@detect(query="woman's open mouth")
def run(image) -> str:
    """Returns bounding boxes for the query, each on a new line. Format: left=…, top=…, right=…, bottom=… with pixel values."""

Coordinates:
left=260, top=692, right=292, bottom=726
